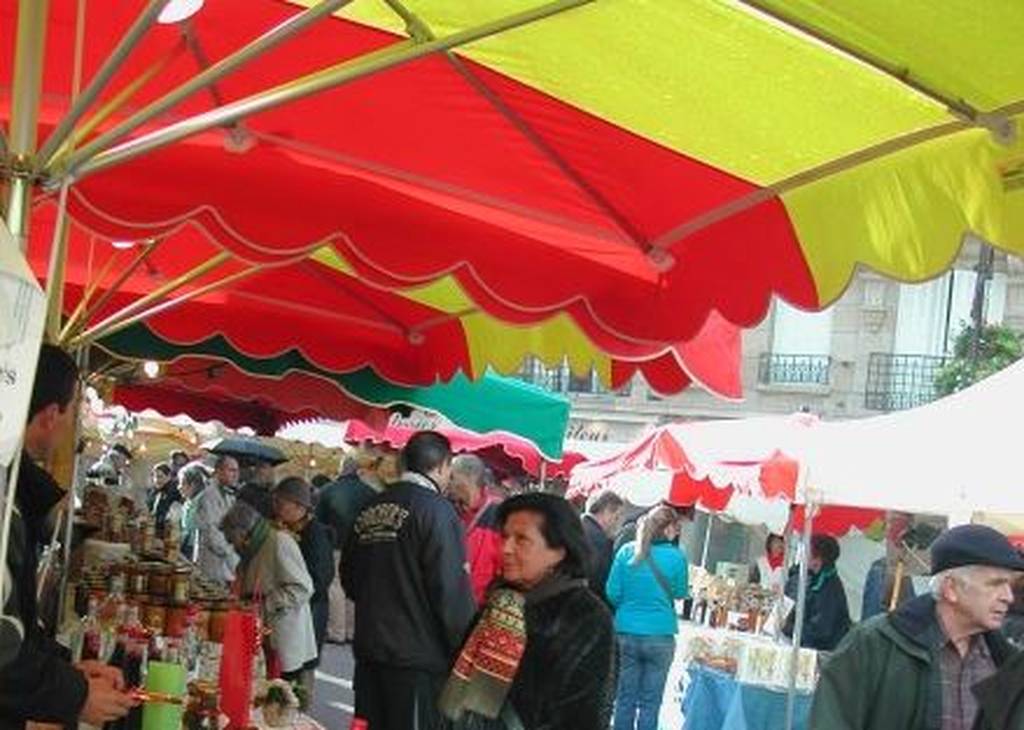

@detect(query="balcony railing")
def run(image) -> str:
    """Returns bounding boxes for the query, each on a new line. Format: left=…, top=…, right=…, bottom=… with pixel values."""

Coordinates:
left=516, top=357, right=631, bottom=396
left=864, top=353, right=949, bottom=412
left=758, top=354, right=832, bottom=386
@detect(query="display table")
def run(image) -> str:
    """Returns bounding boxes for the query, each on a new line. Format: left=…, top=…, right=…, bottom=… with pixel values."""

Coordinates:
left=681, top=664, right=812, bottom=730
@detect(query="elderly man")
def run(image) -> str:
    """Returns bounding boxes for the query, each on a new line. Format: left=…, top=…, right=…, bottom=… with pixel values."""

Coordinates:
left=448, top=454, right=504, bottom=603
left=194, top=454, right=241, bottom=584
left=582, top=490, right=624, bottom=603
left=810, top=524, right=1024, bottom=729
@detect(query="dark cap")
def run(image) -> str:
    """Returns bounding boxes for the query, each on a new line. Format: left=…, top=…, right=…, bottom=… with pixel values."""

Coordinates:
left=273, top=477, right=313, bottom=510
left=930, top=524, right=1024, bottom=575
left=111, top=443, right=132, bottom=460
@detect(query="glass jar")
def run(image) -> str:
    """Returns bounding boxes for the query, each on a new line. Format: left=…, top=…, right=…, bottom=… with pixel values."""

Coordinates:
left=193, top=602, right=212, bottom=642
left=149, top=565, right=172, bottom=597
left=207, top=601, right=232, bottom=644
left=165, top=605, right=190, bottom=638
left=170, top=567, right=191, bottom=606
left=143, top=599, right=167, bottom=636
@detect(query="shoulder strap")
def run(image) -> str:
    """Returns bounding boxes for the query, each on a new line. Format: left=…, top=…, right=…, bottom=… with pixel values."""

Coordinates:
left=644, top=553, right=675, bottom=605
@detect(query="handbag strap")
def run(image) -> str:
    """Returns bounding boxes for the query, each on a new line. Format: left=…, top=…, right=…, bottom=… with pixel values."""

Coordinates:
left=644, top=554, right=676, bottom=606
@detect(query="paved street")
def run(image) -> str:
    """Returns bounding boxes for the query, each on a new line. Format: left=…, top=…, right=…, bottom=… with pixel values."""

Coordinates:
left=310, top=642, right=356, bottom=728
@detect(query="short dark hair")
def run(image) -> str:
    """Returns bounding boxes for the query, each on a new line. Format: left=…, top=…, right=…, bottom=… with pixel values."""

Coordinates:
left=588, top=490, right=624, bottom=516
left=811, top=534, right=841, bottom=566
left=214, top=454, right=237, bottom=470
left=497, top=493, right=590, bottom=580
left=401, top=431, right=452, bottom=475
left=153, top=462, right=172, bottom=477
left=28, top=344, right=79, bottom=420
left=311, top=474, right=331, bottom=489
left=170, top=450, right=188, bottom=462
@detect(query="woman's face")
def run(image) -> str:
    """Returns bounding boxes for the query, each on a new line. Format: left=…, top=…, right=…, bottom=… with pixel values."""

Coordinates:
left=273, top=496, right=307, bottom=525
left=501, top=511, right=566, bottom=590
left=768, top=537, right=785, bottom=559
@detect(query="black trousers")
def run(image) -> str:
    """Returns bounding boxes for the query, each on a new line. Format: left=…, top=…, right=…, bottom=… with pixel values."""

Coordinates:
left=353, top=660, right=448, bottom=730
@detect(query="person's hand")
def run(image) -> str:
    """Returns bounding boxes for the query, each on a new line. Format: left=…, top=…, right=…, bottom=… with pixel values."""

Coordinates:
left=75, top=660, right=126, bottom=690
left=80, top=676, right=137, bottom=725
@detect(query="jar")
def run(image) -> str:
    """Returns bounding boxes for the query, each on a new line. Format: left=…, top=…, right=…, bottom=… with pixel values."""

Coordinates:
left=193, top=603, right=212, bottom=642
left=129, top=566, right=149, bottom=596
left=164, top=533, right=180, bottom=562
left=143, top=599, right=167, bottom=635
left=165, top=605, right=189, bottom=638
left=170, top=567, right=191, bottom=606
left=207, top=600, right=231, bottom=643
left=149, top=565, right=172, bottom=597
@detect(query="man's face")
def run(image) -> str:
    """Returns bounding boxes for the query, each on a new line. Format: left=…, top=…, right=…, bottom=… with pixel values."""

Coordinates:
left=949, top=566, right=1017, bottom=632
left=598, top=505, right=624, bottom=537
left=447, top=472, right=479, bottom=513
left=216, top=457, right=240, bottom=487
left=33, top=386, right=80, bottom=459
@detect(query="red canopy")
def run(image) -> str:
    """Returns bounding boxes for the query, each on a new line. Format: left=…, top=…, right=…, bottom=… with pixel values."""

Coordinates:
left=343, top=419, right=584, bottom=480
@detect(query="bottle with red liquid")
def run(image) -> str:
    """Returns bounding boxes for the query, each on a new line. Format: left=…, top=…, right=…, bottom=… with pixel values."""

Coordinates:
left=106, top=606, right=147, bottom=730
left=75, top=596, right=103, bottom=662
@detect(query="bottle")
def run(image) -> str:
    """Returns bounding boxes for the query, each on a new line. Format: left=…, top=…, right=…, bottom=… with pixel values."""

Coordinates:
left=692, top=591, right=707, bottom=625
left=75, top=596, right=103, bottom=662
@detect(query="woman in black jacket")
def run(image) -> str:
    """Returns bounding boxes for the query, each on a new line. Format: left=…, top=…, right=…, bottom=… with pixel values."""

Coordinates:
left=272, top=478, right=335, bottom=697
left=783, top=533, right=851, bottom=652
left=441, top=493, right=616, bottom=730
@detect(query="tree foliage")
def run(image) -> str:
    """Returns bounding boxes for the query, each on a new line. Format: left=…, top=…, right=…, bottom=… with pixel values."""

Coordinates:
left=935, top=324, right=1024, bottom=396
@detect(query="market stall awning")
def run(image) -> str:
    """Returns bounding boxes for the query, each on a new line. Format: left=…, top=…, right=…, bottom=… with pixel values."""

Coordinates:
left=344, top=417, right=584, bottom=479
left=1, top=0, right=1019, bottom=355
left=109, top=349, right=571, bottom=458
left=27, top=203, right=741, bottom=398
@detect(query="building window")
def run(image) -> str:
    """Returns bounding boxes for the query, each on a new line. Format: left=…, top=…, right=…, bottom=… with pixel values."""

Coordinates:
left=763, top=300, right=834, bottom=385
left=864, top=353, right=949, bottom=411
left=517, top=357, right=629, bottom=396
left=758, top=354, right=832, bottom=386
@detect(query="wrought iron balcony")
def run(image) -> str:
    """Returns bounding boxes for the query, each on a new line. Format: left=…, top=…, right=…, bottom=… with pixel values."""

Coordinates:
left=758, top=354, right=832, bottom=386
left=516, top=357, right=631, bottom=396
left=864, top=353, right=949, bottom=412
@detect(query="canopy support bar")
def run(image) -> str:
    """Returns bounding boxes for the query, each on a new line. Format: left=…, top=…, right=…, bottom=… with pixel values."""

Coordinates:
left=68, top=0, right=594, bottom=181
left=60, top=240, right=165, bottom=344
left=78, top=264, right=263, bottom=344
left=5, top=0, right=49, bottom=249
left=70, top=251, right=231, bottom=346
left=36, top=0, right=169, bottom=169
left=43, top=182, right=72, bottom=340
left=651, top=98, right=1024, bottom=252
left=59, top=0, right=353, bottom=173
left=58, top=248, right=127, bottom=344
left=735, top=0, right=1013, bottom=139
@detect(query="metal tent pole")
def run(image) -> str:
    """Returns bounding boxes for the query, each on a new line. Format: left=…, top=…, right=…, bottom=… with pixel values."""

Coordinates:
left=69, top=0, right=594, bottom=180
left=700, top=512, right=714, bottom=569
left=785, top=499, right=816, bottom=730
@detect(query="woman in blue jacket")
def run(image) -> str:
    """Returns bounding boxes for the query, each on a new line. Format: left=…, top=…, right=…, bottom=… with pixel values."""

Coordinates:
left=606, top=505, right=688, bottom=730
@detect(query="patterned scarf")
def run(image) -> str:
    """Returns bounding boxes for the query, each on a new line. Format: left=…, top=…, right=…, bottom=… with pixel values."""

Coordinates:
left=439, top=587, right=527, bottom=720
left=440, top=576, right=587, bottom=721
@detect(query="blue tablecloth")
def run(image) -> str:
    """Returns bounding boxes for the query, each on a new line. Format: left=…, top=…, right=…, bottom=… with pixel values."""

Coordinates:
left=681, top=664, right=812, bottom=730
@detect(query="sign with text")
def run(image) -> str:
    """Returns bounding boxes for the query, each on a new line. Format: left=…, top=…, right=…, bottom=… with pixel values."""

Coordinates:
left=0, top=224, right=46, bottom=468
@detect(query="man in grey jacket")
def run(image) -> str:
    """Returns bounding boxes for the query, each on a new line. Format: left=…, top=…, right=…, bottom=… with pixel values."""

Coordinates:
left=195, top=455, right=241, bottom=584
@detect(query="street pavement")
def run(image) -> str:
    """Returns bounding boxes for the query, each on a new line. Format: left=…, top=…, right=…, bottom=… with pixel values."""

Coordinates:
left=310, top=642, right=355, bottom=728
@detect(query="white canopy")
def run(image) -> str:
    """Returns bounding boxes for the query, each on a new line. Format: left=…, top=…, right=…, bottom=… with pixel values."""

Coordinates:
left=806, top=358, right=1024, bottom=520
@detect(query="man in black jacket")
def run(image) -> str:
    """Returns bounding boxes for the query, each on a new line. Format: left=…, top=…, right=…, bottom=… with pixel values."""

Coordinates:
left=342, top=431, right=475, bottom=730
left=582, top=490, right=624, bottom=603
left=1, top=344, right=136, bottom=728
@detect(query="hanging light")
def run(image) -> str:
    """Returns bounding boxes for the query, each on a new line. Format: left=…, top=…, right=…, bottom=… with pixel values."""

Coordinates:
left=142, top=360, right=161, bottom=379
left=111, top=240, right=136, bottom=250
left=157, top=0, right=204, bottom=25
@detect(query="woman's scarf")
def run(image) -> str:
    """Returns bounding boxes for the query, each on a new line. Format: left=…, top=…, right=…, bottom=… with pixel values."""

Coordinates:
left=239, top=518, right=272, bottom=563
left=766, top=551, right=785, bottom=571
left=439, top=575, right=588, bottom=721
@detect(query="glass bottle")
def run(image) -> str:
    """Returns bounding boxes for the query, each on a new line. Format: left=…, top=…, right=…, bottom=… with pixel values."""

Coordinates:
left=75, top=596, right=103, bottom=662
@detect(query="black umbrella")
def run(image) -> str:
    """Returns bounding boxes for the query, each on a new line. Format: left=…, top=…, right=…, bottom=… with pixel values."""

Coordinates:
left=202, top=437, right=289, bottom=466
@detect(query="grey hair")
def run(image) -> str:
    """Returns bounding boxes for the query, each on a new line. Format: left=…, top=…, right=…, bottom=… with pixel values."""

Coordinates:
left=220, top=500, right=263, bottom=540
left=587, top=490, right=625, bottom=516
left=179, top=461, right=211, bottom=491
left=451, top=454, right=488, bottom=486
left=930, top=566, right=981, bottom=600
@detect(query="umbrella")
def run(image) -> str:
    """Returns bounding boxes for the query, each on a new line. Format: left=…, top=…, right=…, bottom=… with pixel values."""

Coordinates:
left=1, top=0, right=1019, bottom=354
left=202, top=436, right=289, bottom=466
